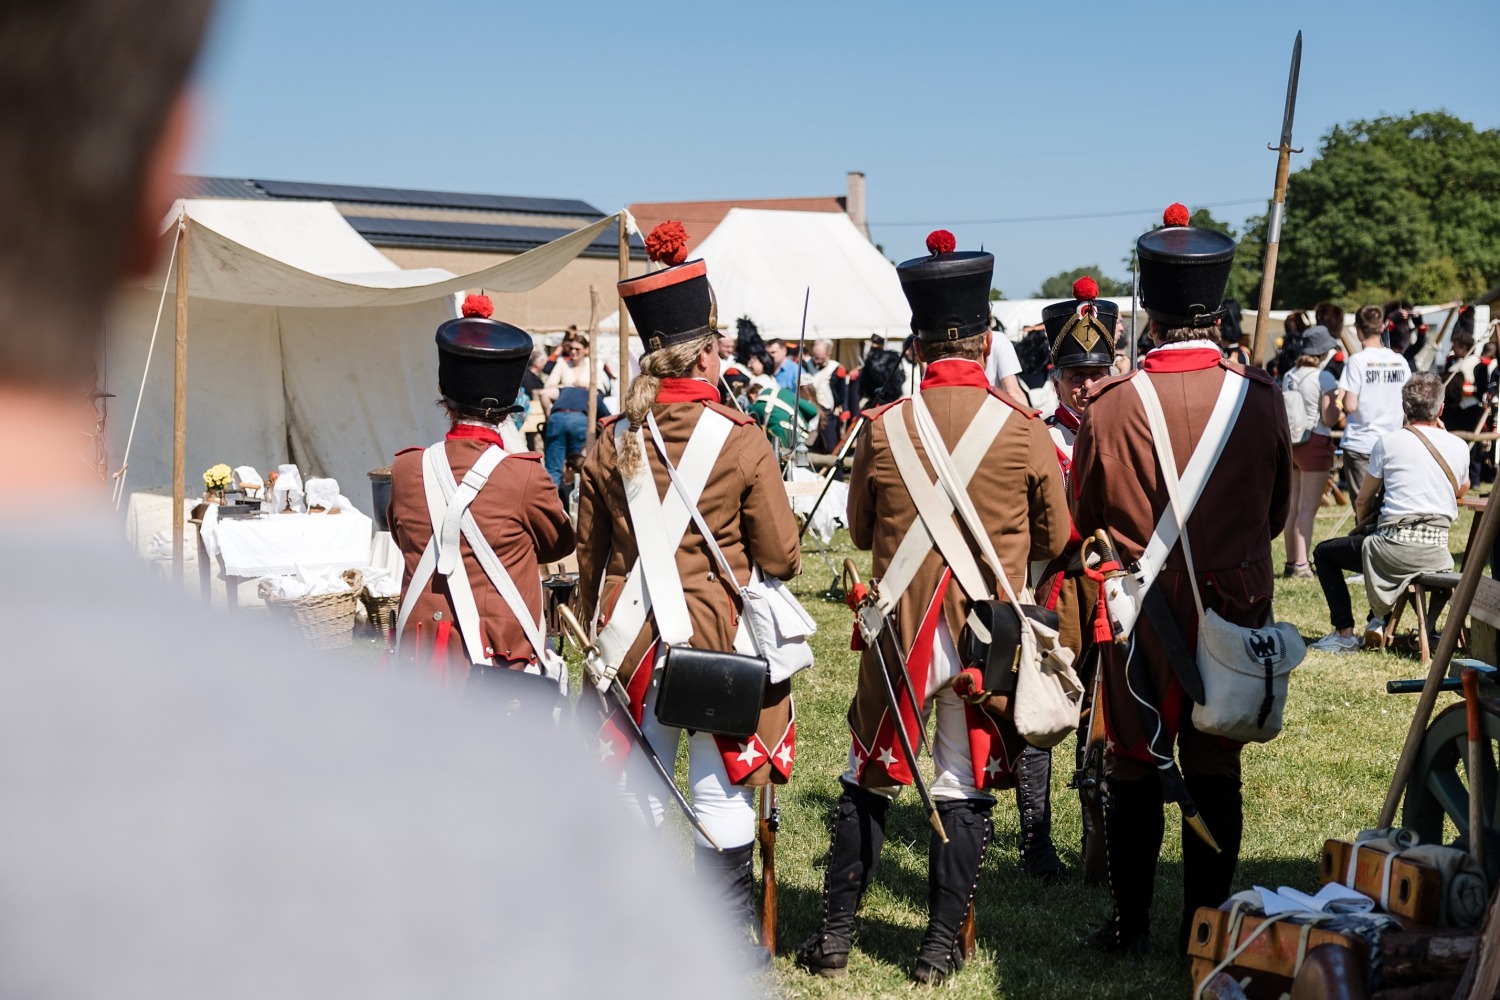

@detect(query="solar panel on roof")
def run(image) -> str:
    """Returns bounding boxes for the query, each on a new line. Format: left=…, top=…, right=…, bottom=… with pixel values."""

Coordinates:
left=344, top=215, right=643, bottom=254
left=252, top=179, right=602, bottom=218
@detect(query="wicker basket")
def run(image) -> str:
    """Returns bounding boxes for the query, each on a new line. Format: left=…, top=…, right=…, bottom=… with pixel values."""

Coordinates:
left=262, top=569, right=363, bottom=650
left=360, top=592, right=401, bottom=636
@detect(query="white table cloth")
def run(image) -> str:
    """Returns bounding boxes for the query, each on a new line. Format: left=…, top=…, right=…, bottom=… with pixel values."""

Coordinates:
left=206, top=504, right=374, bottom=578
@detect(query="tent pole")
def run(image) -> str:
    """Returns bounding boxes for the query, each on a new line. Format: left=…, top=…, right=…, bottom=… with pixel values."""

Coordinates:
left=617, top=211, right=629, bottom=398
left=586, top=286, right=600, bottom=449
left=171, top=217, right=190, bottom=585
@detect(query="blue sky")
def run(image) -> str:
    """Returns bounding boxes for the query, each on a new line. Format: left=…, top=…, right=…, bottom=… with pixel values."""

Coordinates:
left=189, top=0, right=1498, bottom=299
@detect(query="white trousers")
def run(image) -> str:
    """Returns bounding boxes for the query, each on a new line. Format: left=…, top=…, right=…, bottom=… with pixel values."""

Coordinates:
left=843, top=620, right=995, bottom=803
left=616, top=666, right=756, bottom=850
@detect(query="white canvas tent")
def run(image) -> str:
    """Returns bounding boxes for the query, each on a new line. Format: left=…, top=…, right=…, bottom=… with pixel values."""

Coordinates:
left=107, top=200, right=619, bottom=511
left=601, top=208, right=910, bottom=343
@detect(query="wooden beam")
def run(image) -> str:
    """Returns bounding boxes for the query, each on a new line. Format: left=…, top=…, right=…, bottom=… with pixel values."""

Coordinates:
left=171, top=218, right=189, bottom=585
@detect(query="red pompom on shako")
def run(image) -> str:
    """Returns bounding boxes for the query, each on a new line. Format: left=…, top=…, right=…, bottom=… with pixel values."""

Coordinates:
left=925, top=229, right=957, bottom=256
left=1163, top=202, right=1190, bottom=227
left=1072, top=275, right=1099, bottom=301
left=461, top=293, right=494, bottom=319
left=645, top=220, right=689, bottom=266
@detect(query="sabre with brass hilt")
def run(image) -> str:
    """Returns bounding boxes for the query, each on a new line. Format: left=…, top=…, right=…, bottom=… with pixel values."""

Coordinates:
left=842, top=558, right=946, bottom=843
left=556, top=605, right=722, bottom=851
left=1083, top=532, right=1220, bottom=853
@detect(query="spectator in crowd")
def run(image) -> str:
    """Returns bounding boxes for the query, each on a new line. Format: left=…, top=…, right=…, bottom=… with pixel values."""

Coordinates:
left=1443, top=327, right=1491, bottom=486
left=542, top=334, right=613, bottom=400
left=1311, top=373, right=1468, bottom=652
left=802, top=338, right=848, bottom=450
left=744, top=351, right=779, bottom=397
left=1280, top=326, right=1342, bottom=579
left=520, top=348, right=548, bottom=447
left=1314, top=301, right=1347, bottom=380
left=1385, top=300, right=1429, bottom=369
left=766, top=338, right=800, bottom=391
left=1269, top=309, right=1311, bottom=378
left=984, top=317, right=1030, bottom=406
left=1338, top=305, right=1412, bottom=494
left=1219, top=298, right=1247, bottom=365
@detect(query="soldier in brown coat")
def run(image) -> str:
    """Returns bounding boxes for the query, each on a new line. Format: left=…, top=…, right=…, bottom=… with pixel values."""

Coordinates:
left=389, top=294, right=575, bottom=688
left=1071, top=205, right=1292, bottom=956
left=576, top=224, right=801, bottom=956
left=797, top=232, right=1070, bottom=985
left=1022, top=276, right=1120, bottom=885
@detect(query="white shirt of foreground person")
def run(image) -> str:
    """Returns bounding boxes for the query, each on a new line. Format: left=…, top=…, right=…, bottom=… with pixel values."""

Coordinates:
left=0, top=513, right=750, bottom=1000
left=1369, top=424, right=1471, bottom=520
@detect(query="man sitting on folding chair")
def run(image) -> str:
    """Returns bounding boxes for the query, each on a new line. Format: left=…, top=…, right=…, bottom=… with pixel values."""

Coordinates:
left=1311, top=372, right=1470, bottom=653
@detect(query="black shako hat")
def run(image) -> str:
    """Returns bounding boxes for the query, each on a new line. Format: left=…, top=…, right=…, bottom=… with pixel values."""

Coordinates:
left=1136, top=203, right=1237, bottom=329
left=436, top=294, right=532, bottom=419
left=896, top=230, right=994, bottom=342
left=1042, top=275, right=1118, bottom=369
left=619, top=220, right=716, bottom=355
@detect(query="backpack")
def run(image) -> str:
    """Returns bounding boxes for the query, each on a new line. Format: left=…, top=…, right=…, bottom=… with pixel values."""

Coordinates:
left=1282, top=368, right=1319, bottom=445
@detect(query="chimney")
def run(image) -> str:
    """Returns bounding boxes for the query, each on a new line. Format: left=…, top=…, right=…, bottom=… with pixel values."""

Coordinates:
left=846, top=171, right=869, bottom=240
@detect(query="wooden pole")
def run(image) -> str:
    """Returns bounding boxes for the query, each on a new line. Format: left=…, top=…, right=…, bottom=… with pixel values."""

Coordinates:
left=586, top=286, right=600, bottom=449
left=1249, top=150, right=1292, bottom=367
left=171, top=218, right=189, bottom=585
left=617, top=211, right=630, bottom=399
left=1379, top=491, right=1500, bottom=827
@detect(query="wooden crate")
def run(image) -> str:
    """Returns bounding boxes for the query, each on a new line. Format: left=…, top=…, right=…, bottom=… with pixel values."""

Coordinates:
left=1321, top=839, right=1443, bottom=927
left=1188, top=905, right=1369, bottom=993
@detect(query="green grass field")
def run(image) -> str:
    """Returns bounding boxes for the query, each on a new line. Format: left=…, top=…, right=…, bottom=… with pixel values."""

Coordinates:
left=744, top=504, right=1479, bottom=999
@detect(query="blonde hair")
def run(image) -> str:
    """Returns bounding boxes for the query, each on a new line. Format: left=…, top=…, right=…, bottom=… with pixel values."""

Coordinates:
left=617, top=333, right=717, bottom=480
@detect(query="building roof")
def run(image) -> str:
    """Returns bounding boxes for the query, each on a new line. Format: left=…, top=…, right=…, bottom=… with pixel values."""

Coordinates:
left=630, top=196, right=847, bottom=254
left=175, top=176, right=644, bottom=259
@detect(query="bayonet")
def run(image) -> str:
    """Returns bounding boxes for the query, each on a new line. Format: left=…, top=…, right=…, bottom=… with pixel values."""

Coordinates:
left=1250, top=31, right=1306, bottom=367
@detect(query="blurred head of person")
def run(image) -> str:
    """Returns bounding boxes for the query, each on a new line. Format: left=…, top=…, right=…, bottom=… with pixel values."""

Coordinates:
left=810, top=339, right=833, bottom=366
left=716, top=331, right=734, bottom=359
left=765, top=339, right=787, bottom=366
left=1, top=0, right=213, bottom=393
left=1356, top=305, right=1385, bottom=344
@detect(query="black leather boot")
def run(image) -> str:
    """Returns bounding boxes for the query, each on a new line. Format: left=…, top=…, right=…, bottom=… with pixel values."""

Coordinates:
left=1016, top=744, right=1067, bottom=881
left=913, top=798, right=994, bottom=985
left=1086, top=778, right=1162, bottom=957
left=1178, top=775, right=1243, bottom=955
left=696, top=842, right=768, bottom=970
left=795, top=782, right=889, bottom=978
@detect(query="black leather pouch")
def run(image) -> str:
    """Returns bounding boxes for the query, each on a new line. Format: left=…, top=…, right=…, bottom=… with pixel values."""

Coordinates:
left=654, top=645, right=768, bottom=738
left=961, top=601, right=1060, bottom=693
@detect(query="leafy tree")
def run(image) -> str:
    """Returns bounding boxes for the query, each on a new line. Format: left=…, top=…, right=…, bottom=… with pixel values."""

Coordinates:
left=1271, top=112, right=1500, bottom=306
left=1034, top=266, right=1130, bottom=298
left=989, top=286, right=1005, bottom=301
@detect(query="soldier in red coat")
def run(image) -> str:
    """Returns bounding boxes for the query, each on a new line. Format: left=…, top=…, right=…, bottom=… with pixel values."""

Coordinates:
left=1071, top=205, right=1292, bottom=956
left=388, top=295, right=575, bottom=688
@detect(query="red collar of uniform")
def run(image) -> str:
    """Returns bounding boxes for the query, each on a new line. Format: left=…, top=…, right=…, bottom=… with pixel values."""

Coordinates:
left=1051, top=405, right=1081, bottom=431
left=920, top=358, right=990, bottom=390
left=656, top=377, right=720, bottom=404
left=1141, top=348, right=1223, bottom=373
left=446, top=423, right=507, bottom=447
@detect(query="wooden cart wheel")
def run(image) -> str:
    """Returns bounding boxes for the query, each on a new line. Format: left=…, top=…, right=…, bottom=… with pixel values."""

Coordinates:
left=1403, top=700, right=1500, bottom=882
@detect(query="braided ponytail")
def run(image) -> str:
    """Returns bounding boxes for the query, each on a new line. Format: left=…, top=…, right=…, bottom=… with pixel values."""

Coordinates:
left=615, top=333, right=717, bottom=480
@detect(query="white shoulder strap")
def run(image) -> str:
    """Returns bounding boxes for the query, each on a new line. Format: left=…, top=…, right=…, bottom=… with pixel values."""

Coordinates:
left=394, top=443, right=558, bottom=675
left=883, top=394, right=1010, bottom=611
left=1128, top=370, right=1249, bottom=600
left=878, top=396, right=1007, bottom=610
left=615, top=409, right=735, bottom=647
left=908, top=392, right=1033, bottom=620
left=1133, top=380, right=1208, bottom=623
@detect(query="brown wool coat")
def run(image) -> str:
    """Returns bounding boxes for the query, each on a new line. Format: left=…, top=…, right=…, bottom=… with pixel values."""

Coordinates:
left=389, top=439, right=575, bottom=670
left=1071, top=357, right=1292, bottom=768
left=845, top=380, right=1071, bottom=777
left=576, top=398, right=801, bottom=786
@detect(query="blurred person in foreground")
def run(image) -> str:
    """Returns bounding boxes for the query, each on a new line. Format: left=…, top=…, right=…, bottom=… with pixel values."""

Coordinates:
left=1310, top=373, right=1469, bottom=653
left=0, top=3, right=749, bottom=997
